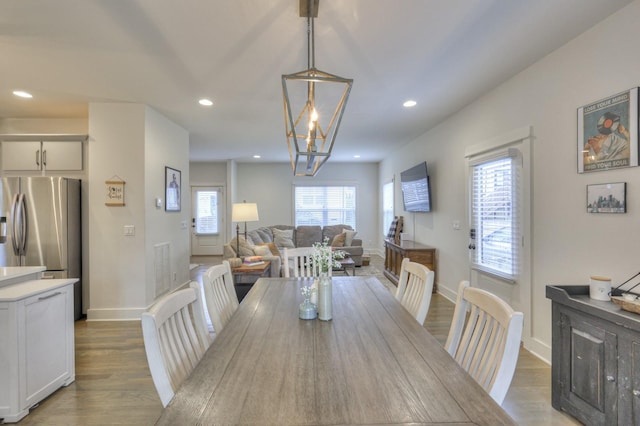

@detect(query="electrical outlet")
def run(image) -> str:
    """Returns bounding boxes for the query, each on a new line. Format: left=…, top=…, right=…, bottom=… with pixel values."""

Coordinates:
left=124, top=225, right=135, bottom=236
left=452, top=220, right=460, bottom=230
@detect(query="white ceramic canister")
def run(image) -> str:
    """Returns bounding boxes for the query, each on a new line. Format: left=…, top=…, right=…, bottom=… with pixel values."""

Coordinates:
left=589, top=275, right=612, bottom=301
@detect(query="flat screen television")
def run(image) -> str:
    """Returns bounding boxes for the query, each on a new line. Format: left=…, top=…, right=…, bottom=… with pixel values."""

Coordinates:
left=400, top=162, right=431, bottom=212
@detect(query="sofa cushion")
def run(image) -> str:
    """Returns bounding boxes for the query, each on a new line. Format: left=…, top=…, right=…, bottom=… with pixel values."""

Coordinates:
left=255, top=228, right=273, bottom=243
left=296, top=225, right=322, bottom=247
left=331, top=232, right=346, bottom=247
left=342, top=229, right=357, bottom=246
left=272, top=228, right=295, bottom=249
left=247, top=229, right=264, bottom=244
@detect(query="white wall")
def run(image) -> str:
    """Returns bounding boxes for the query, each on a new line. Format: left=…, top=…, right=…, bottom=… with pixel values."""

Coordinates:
left=234, top=162, right=379, bottom=252
left=88, top=103, right=189, bottom=320
left=380, top=1, right=640, bottom=362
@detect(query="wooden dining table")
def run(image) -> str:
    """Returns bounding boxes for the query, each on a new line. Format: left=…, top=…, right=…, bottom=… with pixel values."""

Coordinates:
left=156, top=276, right=515, bottom=425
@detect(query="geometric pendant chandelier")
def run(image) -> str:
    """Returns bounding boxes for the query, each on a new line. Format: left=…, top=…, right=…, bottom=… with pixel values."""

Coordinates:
left=282, top=0, right=353, bottom=176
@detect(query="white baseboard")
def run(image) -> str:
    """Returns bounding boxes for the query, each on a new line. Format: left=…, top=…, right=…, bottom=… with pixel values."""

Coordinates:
left=86, top=308, right=145, bottom=321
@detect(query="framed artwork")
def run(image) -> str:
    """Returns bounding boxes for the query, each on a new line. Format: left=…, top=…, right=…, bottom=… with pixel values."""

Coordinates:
left=105, top=178, right=125, bottom=206
left=587, top=182, right=626, bottom=213
left=578, top=87, right=638, bottom=173
left=165, top=166, right=181, bottom=212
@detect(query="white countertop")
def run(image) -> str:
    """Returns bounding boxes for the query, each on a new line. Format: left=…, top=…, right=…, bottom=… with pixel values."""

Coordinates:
left=0, top=266, right=46, bottom=281
left=0, top=278, right=78, bottom=301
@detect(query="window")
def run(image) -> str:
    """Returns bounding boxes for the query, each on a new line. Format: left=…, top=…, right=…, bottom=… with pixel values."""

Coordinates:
left=470, top=149, right=521, bottom=280
left=294, top=186, right=356, bottom=228
left=383, top=181, right=394, bottom=236
left=193, top=189, right=220, bottom=234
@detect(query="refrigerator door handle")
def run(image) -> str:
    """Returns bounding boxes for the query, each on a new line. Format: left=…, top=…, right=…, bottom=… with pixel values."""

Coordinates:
left=10, top=194, right=19, bottom=255
left=16, top=193, right=27, bottom=256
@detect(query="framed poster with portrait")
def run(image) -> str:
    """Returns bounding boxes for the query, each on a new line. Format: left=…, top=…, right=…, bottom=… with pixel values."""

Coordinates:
left=165, top=166, right=181, bottom=212
left=578, top=87, right=639, bottom=173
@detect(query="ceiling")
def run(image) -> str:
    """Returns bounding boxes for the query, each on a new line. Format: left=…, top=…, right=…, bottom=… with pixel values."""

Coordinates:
left=0, top=0, right=633, bottom=163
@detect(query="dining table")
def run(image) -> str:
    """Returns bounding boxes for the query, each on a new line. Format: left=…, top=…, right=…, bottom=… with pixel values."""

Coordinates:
left=156, top=276, right=515, bottom=425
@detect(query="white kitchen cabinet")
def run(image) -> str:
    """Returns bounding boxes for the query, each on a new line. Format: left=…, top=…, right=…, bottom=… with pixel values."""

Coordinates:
left=0, top=279, right=76, bottom=423
left=2, top=140, right=83, bottom=171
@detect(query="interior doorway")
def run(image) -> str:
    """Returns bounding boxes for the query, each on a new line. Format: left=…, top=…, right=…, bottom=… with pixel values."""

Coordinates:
left=190, top=186, right=225, bottom=256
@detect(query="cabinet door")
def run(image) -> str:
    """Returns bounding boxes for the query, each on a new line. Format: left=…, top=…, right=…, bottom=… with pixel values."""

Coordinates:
left=42, top=141, right=83, bottom=171
left=22, top=285, right=73, bottom=408
left=2, top=141, right=42, bottom=171
left=559, top=312, right=618, bottom=425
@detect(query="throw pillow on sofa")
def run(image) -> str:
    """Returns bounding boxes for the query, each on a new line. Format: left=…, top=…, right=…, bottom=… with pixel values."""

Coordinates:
left=331, top=232, right=346, bottom=247
left=253, top=245, right=272, bottom=257
left=258, top=242, right=281, bottom=257
left=342, top=229, right=357, bottom=246
left=272, top=228, right=295, bottom=249
left=229, top=236, right=256, bottom=257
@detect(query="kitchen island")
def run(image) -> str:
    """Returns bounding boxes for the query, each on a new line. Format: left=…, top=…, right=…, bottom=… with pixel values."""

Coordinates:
left=0, top=267, right=76, bottom=423
left=0, top=266, right=45, bottom=287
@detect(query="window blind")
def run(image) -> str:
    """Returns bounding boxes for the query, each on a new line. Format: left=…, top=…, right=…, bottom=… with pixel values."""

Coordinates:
left=294, top=186, right=356, bottom=228
left=470, top=153, right=520, bottom=280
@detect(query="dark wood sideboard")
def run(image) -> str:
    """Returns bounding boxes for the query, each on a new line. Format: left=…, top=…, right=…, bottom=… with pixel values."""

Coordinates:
left=384, top=239, right=436, bottom=292
left=546, top=285, right=640, bottom=425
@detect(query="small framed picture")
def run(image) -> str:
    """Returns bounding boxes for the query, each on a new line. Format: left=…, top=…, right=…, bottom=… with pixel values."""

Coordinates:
left=165, top=166, right=181, bottom=212
left=587, top=182, right=626, bottom=213
left=577, top=88, right=639, bottom=173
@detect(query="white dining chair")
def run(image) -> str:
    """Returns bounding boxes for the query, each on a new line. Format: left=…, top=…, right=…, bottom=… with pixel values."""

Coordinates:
left=394, top=257, right=434, bottom=325
left=283, top=247, right=331, bottom=278
left=202, top=261, right=240, bottom=334
left=444, top=280, right=524, bottom=405
left=141, top=281, right=212, bottom=407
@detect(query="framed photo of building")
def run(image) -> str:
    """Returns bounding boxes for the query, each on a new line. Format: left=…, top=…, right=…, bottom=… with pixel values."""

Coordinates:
left=587, top=182, right=626, bottom=213
left=578, top=88, right=638, bottom=173
left=165, top=166, right=181, bottom=212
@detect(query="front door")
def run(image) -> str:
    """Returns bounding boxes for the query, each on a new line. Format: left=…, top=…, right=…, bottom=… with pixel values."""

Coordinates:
left=190, top=186, right=225, bottom=256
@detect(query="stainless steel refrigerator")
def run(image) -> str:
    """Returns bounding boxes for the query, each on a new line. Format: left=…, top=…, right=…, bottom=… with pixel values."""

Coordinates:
left=0, top=177, right=82, bottom=319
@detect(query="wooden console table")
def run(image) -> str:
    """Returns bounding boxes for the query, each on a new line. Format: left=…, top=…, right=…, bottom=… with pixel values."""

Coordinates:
left=384, top=239, right=436, bottom=292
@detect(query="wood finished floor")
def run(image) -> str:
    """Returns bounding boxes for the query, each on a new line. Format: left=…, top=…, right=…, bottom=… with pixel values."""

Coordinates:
left=16, top=255, right=579, bottom=425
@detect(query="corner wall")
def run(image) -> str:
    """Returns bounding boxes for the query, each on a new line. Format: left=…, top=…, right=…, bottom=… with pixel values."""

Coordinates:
left=87, top=103, right=189, bottom=320
left=379, top=1, right=640, bottom=362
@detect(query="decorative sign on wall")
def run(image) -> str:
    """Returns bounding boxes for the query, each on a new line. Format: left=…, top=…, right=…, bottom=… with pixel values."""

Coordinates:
left=105, top=176, right=125, bottom=206
left=586, top=182, right=626, bottom=213
left=578, top=87, right=639, bottom=173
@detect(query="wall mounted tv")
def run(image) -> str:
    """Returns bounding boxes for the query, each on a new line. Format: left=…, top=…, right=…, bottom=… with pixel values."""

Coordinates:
left=400, top=161, right=431, bottom=212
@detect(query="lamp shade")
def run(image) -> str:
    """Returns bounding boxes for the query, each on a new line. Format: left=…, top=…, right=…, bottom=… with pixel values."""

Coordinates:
left=232, top=203, right=259, bottom=222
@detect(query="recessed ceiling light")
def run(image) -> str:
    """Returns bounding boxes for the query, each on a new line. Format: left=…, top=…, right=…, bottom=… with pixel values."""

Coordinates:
left=403, top=100, right=417, bottom=108
left=198, top=98, right=213, bottom=106
left=253, top=155, right=261, bottom=159
left=13, top=90, right=33, bottom=99
left=353, top=155, right=361, bottom=159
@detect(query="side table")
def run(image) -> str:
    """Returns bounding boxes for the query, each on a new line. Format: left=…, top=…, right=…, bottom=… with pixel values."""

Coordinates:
left=231, top=260, right=271, bottom=301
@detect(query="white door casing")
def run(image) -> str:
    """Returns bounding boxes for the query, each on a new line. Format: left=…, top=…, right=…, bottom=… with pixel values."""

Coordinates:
left=465, top=126, right=532, bottom=350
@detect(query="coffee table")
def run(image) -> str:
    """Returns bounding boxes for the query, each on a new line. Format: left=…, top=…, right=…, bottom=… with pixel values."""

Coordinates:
left=333, top=256, right=355, bottom=276
left=231, top=260, right=271, bottom=301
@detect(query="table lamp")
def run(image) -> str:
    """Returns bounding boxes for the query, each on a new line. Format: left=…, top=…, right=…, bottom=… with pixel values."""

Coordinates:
left=231, top=202, right=259, bottom=257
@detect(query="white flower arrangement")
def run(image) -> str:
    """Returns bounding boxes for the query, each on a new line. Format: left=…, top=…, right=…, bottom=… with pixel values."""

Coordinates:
left=311, top=237, right=346, bottom=273
left=301, top=284, right=315, bottom=300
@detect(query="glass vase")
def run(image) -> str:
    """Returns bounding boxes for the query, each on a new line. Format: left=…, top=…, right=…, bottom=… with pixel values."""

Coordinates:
left=299, top=297, right=317, bottom=320
left=317, top=271, right=333, bottom=321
